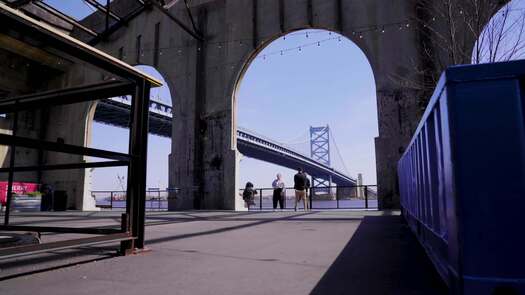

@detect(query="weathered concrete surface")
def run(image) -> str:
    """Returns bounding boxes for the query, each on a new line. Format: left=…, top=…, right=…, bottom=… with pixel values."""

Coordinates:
left=0, top=0, right=508, bottom=211
left=0, top=211, right=447, bottom=294
left=76, top=0, right=504, bottom=210
left=77, top=0, right=429, bottom=210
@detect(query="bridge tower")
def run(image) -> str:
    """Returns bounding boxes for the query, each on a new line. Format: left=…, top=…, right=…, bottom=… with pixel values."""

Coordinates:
left=310, top=126, right=332, bottom=194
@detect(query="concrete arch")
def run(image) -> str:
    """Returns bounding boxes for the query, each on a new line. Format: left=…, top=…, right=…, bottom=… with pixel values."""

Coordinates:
left=85, top=64, right=173, bottom=196
left=230, top=27, right=378, bottom=177
left=75, top=0, right=504, bottom=210
left=471, top=0, right=518, bottom=63
left=75, top=0, right=426, bottom=210
left=230, top=28, right=379, bottom=147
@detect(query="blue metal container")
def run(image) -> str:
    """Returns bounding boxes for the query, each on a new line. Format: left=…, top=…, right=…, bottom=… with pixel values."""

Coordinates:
left=398, top=60, right=525, bottom=295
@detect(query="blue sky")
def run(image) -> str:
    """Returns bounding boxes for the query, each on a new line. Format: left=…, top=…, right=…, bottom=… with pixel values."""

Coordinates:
left=236, top=31, right=378, bottom=188
left=88, top=29, right=378, bottom=190
left=46, top=0, right=524, bottom=191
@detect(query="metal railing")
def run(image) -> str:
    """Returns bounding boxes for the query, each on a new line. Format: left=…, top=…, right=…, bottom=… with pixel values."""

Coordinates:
left=92, top=190, right=169, bottom=211
left=240, top=185, right=378, bottom=211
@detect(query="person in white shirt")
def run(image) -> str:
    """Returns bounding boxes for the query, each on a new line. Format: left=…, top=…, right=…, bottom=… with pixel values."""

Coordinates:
left=272, top=173, right=285, bottom=210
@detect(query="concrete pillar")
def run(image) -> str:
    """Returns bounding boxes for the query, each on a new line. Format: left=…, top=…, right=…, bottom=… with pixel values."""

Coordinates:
left=357, top=173, right=363, bottom=199
left=68, top=0, right=507, bottom=211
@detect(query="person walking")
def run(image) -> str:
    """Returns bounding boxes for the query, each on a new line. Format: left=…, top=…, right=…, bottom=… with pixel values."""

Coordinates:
left=293, top=168, right=308, bottom=211
left=272, top=173, right=285, bottom=210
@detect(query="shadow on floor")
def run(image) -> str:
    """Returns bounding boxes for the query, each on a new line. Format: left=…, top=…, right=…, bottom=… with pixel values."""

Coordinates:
left=310, top=215, right=448, bottom=295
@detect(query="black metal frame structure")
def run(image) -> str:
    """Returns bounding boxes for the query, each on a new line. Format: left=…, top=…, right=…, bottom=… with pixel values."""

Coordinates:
left=0, top=2, right=161, bottom=260
left=0, top=0, right=203, bottom=44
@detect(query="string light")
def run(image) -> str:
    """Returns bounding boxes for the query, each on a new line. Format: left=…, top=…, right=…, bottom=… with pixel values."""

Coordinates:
left=108, top=18, right=422, bottom=57
left=107, top=18, right=438, bottom=79
left=98, top=5, right=525, bottom=82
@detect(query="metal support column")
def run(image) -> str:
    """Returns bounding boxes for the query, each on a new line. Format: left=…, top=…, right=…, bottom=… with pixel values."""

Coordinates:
left=259, top=189, right=262, bottom=210
left=365, top=186, right=369, bottom=209
left=3, top=111, right=18, bottom=226
left=123, top=79, right=150, bottom=252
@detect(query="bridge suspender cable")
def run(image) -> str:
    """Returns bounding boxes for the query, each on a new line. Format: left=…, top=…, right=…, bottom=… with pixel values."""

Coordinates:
left=329, top=129, right=350, bottom=176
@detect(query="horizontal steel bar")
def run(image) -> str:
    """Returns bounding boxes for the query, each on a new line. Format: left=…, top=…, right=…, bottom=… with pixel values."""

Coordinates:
left=3, top=0, right=32, bottom=8
left=0, top=160, right=129, bottom=173
left=0, top=80, right=134, bottom=113
left=0, top=225, right=123, bottom=235
left=88, top=3, right=149, bottom=45
left=83, top=0, right=121, bottom=21
left=0, top=233, right=133, bottom=260
left=150, top=0, right=203, bottom=41
left=0, top=134, right=131, bottom=161
left=33, top=1, right=98, bottom=37
left=0, top=4, right=162, bottom=87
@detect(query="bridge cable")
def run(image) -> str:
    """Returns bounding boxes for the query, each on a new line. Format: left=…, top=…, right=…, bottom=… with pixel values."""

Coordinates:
left=329, top=129, right=350, bottom=176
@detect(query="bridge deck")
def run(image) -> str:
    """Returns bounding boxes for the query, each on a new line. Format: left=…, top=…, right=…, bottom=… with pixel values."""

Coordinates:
left=0, top=211, right=445, bottom=294
left=94, top=98, right=356, bottom=185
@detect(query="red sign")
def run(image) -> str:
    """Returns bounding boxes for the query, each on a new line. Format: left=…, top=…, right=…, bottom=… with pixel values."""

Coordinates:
left=0, top=182, right=39, bottom=205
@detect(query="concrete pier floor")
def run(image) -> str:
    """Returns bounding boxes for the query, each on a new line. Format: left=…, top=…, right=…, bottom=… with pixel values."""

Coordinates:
left=0, top=210, right=447, bottom=294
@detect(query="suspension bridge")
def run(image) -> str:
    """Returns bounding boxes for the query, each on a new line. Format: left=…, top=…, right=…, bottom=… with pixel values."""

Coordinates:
left=93, top=96, right=357, bottom=187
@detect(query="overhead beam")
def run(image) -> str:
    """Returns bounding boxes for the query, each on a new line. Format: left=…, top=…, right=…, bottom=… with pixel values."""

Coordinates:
left=183, top=0, right=199, bottom=36
left=0, top=33, right=71, bottom=71
left=83, top=0, right=121, bottom=21
left=0, top=160, right=129, bottom=173
left=4, top=0, right=34, bottom=8
left=32, top=1, right=98, bottom=37
left=0, top=133, right=131, bottom=161
left=89, top=3, right=150, bottom=45
left=150, top=0, right=203, bottom=41
left=0, top=80, right=135, bottom=113
left=0, top=3, right=163, bottom=85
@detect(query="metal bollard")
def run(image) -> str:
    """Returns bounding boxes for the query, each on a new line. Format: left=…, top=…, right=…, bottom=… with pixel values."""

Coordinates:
left=259, top=189, right=263, bottom=210
left=364, top=186, right=368, bottom=209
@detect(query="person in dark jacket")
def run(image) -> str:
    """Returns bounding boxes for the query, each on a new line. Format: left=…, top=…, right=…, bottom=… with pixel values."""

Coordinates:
left=40, top=184, right=54, bottom=211
left=242, top=182, right=257, bottom=208
left=293, top=168, right=308, bottom=211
